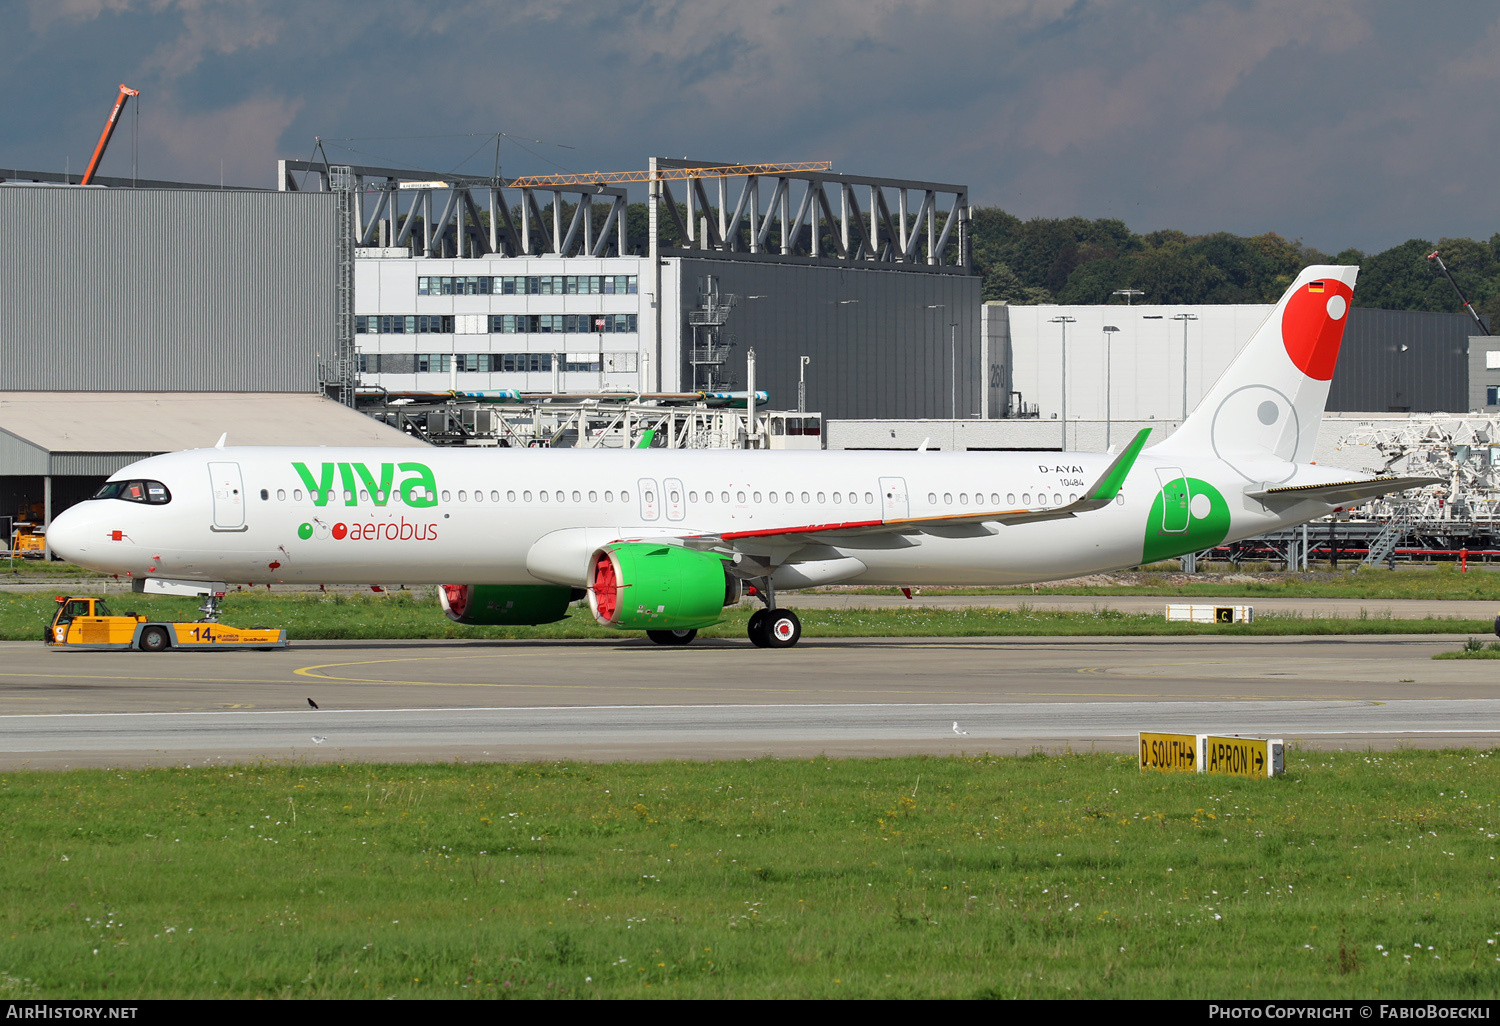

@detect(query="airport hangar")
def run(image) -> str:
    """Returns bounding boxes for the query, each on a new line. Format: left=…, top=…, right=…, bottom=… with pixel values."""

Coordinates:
left=0, top=157, right=1489, bottom=550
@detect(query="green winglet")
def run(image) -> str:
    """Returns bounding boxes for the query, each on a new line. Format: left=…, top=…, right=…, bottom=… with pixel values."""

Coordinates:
left=1087, top=428, right=1151, bottom=502
left=636, top=428, right=656, bottom=449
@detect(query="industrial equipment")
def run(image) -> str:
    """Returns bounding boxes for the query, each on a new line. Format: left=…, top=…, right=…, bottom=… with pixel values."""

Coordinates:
left=79, top=84, right=140, bottom=186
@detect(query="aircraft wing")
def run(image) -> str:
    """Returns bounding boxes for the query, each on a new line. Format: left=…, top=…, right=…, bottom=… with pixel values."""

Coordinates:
left=690, top=429, right=1151, bottom=551
left=1246, top=475, right=1444, bottom=507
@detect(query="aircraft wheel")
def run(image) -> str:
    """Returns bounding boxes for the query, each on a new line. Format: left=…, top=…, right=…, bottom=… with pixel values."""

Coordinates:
left=139, top=626, right=170, bottom=653
left=747, top=608, right=771, bottom=648
left=764, top=608, right=801, bottom=648
left=647, top=628, right=697, bottom=646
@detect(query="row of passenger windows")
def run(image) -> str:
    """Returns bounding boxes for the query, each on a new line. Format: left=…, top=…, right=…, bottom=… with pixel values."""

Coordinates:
left=260, top=486, right=1111, bottom=510
left=928, top=490, right=1076, bottom=507
left=261, top=487, right=877, bottom=506
left=418, top=275, right=638, bottom=296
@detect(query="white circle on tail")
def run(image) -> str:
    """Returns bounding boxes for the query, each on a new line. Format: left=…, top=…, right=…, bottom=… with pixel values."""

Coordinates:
left=1209, top=384, right=1300, bottom=483
left=1326, top=295, right=1347, bottom=320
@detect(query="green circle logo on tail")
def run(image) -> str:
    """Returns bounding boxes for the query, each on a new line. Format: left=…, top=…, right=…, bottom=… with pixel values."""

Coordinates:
left=1142, top=477, right=1230, bottom=563
left=298, top=522, right=314, bottom=540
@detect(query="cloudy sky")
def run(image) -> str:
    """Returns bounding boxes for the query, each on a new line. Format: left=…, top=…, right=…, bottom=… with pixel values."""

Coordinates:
left=4, top=0, right=1496, bottom=254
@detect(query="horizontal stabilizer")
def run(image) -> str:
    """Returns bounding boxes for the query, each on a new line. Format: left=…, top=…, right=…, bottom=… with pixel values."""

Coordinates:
left=1246, top=475, right=1443, bottom=507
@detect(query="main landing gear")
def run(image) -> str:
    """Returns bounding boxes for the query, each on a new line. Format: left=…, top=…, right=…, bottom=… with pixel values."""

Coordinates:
left=746, top=578, right=801, bottom=648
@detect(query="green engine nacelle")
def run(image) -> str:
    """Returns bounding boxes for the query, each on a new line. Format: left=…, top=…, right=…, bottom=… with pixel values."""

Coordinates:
left=587, top=542, right=736, bottom=630
left=439, top=583, right=576, bottom=626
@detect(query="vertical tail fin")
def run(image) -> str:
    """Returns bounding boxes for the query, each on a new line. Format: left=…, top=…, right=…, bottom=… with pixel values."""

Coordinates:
left=1155, top=265, right=1356, bottom=483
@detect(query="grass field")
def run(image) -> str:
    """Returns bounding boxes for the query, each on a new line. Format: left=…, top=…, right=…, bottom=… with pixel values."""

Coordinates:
left=3, top=750, right=1500, bottom=999
left=1, top=588, right=1493, bottom=642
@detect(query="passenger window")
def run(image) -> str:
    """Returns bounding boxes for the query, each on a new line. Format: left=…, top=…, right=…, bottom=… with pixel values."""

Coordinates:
left=991, top=493, right=1000, bottom=504
left=473, top=491, right=482, bottom=503
left=556, top=491, right=564, bottom=503
left=943, top=493, right=952, bottom=504
left=801, top=492, right=810, bottom=503
left=928, top=493, right=937, bottom=503
left=525, top=490, right=535, bottom=502
left=589, top=491, right=597, bottom=502
left=832, top=492, right=841, bottom=504
left=1007, top=493, right=1015, bottom=504
left=277, top=489, right=286, bottom=501
left=362, top=490, right=371, bottom=502
left=753, top=491, right=761, bottom=502
left=960, top=493, right=968, bottom=505
left=441, top=490, right=451, bottom=502
left=621, top=491, right=630, bottom=502
left=572, top=491, right=581, bottom=503
left=294, top=489, right=304, bottom=501
left=768, top=492, right=777, bottom=503
left=736, top=491, right=746, bottom=503
left=816, top=492, right=826, bottom=503
left=604, top=491, right=613, bottom=502
left=508, top=490, right=517, bottom=502
left=864, top=492, right=873, bottom=504
left=1038, top=494, right=1048, bottom=506
left=1023, top=493, right=1031, bottom=504
left=1055, top=493, right=1063, bottom=504
left=689, top=491, right=698, bottom=502
left=458, top=491, right=467, bottom=502
left=785, top=492, right=793, bottom=503
left=704, top=491, right=714, bottom=503
left=260, top=489, right=269, bottom=501
left=492, top=491, right=501, bottom=502
left=539, top=491, right=548, bottom=502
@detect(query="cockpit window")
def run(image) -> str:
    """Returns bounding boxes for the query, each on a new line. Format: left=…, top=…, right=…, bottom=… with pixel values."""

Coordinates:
left=91, top=479, right=171, bottom=505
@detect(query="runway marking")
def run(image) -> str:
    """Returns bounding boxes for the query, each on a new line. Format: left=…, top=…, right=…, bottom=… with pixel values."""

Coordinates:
left=0, top=671, right=292, bottom=685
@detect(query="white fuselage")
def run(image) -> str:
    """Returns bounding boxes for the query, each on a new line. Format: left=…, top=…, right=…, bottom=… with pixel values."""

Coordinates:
left=46, top=445, right=1341, bottom=589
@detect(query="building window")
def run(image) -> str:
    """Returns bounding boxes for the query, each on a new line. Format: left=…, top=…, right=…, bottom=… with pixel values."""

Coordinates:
left=355, top=315, right=454, bottom=334
left=418, top=275, right=637, bottom=296
left=1489, top=386, right=1499, bottom=406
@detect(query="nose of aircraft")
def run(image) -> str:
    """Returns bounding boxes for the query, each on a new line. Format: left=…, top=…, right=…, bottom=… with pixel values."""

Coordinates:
left=45, top=504, right=90, bottom=563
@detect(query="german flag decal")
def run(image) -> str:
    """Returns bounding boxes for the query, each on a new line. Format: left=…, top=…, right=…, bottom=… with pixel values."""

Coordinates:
left=1307, top=281, right=1325, bottom=293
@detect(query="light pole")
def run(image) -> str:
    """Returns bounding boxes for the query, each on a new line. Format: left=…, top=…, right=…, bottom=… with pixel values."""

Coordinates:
left=1112, top=288, right=1144, bottom=306
left=926, top=304, right=949, bottom=418
left=1102, top=325, right=1120, bottom=449
left=1171, top=313, right=1198, bottom=422
left=798, top=356, right=810, bottom=413
left=1050, top=315, right=1075, bottom=449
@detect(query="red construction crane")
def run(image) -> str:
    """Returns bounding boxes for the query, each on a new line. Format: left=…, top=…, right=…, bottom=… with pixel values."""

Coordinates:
left=79, top=84, right=140, bottom=186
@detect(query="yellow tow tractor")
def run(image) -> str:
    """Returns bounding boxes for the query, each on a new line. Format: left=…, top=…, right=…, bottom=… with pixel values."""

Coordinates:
left=45, top=595, right=288, bottom=652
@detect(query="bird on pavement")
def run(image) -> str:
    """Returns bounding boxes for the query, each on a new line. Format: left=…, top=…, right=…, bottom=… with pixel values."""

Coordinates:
left=952, top=721, right=968, bottom=736
left=307, top=698, right=319, bottom=709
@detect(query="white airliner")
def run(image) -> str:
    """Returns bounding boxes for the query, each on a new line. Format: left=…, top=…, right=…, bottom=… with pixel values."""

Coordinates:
left=47, top=265, right=1436, bottom=648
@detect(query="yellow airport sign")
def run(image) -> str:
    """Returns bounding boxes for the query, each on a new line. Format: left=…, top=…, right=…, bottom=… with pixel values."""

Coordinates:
left=1139, top=732, right=1202, bottom=773
left=1203, top=735, right=1284, bottom=778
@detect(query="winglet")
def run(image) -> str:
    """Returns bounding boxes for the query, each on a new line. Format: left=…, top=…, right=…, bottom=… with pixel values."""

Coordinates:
left=1084, top=428, right=1150, bottom=504
left=636, top=428, right=655, bottom=449
left=214, top=432, right=227, bottom=449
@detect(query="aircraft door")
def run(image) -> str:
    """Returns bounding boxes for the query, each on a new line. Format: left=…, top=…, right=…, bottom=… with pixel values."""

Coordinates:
left=637, top=478, right=660, bottom=521
left=663, top=478, right=685, bottom=521
left=879, top=477, right=909, bottom=521
left=208, top=461, right=247, bottom=531
left=1155, top=467, right=1191, bottom=534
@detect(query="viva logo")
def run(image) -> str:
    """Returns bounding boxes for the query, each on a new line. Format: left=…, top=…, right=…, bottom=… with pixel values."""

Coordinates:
left=1141, top=476, right=1231, bottom=563
left=292, top=462, right=438, bottom=508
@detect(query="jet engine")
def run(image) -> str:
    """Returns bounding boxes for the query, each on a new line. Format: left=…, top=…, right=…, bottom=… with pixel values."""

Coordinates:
left=439, top=584, right=577, bottom=626
left=587, top=542, right=739, bottom=630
